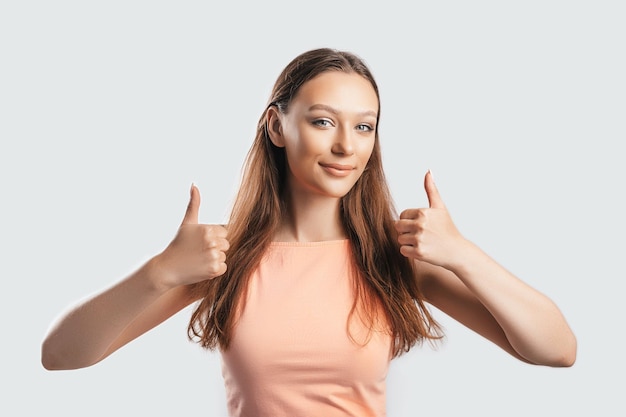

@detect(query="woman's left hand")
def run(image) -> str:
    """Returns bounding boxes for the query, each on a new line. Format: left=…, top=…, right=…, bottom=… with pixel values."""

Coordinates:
left=395, top=170, right=468, bottom=270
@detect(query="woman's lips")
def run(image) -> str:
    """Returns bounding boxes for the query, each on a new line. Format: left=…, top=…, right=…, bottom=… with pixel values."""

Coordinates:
left=320, top=163, right=354, bottom=177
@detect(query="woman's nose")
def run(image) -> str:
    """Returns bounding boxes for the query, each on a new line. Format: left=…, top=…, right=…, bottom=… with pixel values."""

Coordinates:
left=331, top=127, right=355, bottom=155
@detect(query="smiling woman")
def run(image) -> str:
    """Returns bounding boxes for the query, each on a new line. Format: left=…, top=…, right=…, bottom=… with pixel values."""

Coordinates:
left=41, top=47, right=577, bottom=417
left=266, top=71, right=379, bottom=221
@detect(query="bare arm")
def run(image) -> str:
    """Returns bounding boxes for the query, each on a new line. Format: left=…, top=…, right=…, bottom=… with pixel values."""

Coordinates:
left=41, top=184, right=229, bottom=370
left=416, top=246, right=576, bottom=366
left=41, top=262, right=197, bottom=370
left=397, top=171, right=576, bottom=367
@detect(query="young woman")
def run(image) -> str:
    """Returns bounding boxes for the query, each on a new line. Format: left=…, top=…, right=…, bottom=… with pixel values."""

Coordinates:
left=41, top=48, right=577, bottom=416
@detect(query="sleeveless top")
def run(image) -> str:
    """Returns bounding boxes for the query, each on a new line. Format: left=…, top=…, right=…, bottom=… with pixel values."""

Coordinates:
left=220, top=240, right=392, bottom=416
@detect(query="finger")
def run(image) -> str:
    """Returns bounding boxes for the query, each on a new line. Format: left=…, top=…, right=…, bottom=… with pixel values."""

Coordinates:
left=424, top=170, right=445, bottom=209
left=399, top=208, right=422, bottom=220
left=395, top=219, right=417, bottom=234
left=182, top=183, right=200, bottom=225
left=210, top=237, right=230, bottom=251
left=207, top=262, right=228, bottom=279
left=399, top=245, right=413, bottom=259
left=218, top=263, right=228, bottom=276
left=397, top=233, right=418, bottom=247
left=219, top=238, right=230, bottom=252
left=211, top=224, right=229, bottom=238
left=207, top=247, right=227, bottom=263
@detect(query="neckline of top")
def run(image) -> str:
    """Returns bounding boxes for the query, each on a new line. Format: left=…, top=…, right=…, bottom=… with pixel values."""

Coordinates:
left=269, top=239, right=349, bottom=247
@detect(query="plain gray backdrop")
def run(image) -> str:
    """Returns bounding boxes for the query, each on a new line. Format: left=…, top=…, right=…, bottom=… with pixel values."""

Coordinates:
left=2, top=1, right=624, bottom=416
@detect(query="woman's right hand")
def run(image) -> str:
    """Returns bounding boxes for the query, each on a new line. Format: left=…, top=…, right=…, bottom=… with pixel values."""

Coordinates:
left=41, top=184, right=228, bottom=370
left=152, top=184, right=229, bottom=290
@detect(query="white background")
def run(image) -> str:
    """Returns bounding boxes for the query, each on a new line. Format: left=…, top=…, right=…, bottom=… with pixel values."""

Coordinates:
left=2, top=1, right=624, bottom=416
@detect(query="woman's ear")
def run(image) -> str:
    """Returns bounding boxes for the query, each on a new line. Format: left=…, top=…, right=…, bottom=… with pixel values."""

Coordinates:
left=266, top=106, right=285, bottom=148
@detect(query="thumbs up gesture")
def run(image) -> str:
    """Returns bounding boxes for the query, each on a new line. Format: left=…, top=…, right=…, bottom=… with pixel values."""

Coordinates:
left=395, top=171, right=465, bottom=269
left=154, top=184, right=229, bottom=290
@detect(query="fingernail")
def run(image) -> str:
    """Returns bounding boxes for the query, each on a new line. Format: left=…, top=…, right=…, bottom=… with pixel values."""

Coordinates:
left=428, top=169, right=435, bottom=181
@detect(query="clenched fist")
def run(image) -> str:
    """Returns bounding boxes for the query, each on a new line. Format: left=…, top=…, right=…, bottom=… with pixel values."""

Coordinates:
left=395, top=170, right=468, bottom=270
left=153, top=184, right=229, bottom=290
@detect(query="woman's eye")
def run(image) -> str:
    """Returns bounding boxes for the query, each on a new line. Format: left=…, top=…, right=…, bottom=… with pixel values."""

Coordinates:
left=312, top=119, right=332, bottom=127
left=356, top=124, right=374, bottom=132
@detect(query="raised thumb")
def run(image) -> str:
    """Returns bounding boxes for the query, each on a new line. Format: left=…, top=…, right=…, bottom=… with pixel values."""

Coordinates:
left=182, top=183, right=200, bottom=225
left=425, top=170, right=445, bottom=209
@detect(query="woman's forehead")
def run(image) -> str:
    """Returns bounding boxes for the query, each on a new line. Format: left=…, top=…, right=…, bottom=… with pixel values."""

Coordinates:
left=290, top=71, right=379, bottom=116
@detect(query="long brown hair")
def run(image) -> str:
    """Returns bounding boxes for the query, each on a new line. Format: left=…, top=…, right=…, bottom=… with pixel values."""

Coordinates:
left=188, top=48, right=442, bottom=358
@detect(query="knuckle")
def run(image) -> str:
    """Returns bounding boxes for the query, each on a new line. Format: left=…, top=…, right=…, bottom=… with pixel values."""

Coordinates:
left=208, top=262, right=227, bottom=277
left=204, top=235, right=219, bottom=248
left=206, top=249, right=219, bottom=261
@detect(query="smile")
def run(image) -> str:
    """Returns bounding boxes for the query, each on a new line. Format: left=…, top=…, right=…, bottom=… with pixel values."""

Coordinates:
left=319, top=163, right=354, bottom=177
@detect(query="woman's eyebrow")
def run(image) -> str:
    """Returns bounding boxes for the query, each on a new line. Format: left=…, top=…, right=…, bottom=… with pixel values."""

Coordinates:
left=308, top=104, right=377, bottom=118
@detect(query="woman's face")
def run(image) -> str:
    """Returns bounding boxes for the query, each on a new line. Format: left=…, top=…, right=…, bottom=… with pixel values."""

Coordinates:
left=272, top=71, right=378, bottom=200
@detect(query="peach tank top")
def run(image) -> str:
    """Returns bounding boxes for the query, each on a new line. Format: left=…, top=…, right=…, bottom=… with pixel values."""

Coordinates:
left=220, top=240, right=392, bottom=417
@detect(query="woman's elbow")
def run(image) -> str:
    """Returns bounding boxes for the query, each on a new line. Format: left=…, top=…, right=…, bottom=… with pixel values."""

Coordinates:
left=555, top=339, right=577, bottom=367
left=41, top=341, right=64, bottom=371
left=40, top=338, right=94, bottom=371
left=534, top=334, right=577, bottom=368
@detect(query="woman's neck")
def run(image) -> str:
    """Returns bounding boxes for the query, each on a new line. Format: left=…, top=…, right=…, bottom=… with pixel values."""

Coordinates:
left=274, top=193, right=345, bottom=242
